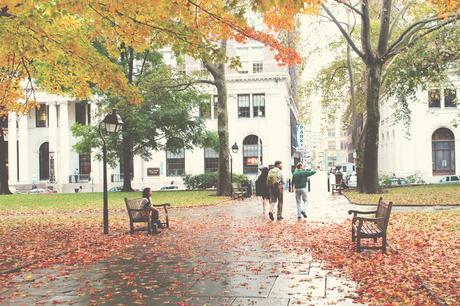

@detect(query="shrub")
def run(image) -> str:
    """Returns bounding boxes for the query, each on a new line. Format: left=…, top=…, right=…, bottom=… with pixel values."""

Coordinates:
left=405, top=172, right=426, bottom=184
left=183, top=172, right=250, bottom=190
left=183, top=172, right=218, bottom=189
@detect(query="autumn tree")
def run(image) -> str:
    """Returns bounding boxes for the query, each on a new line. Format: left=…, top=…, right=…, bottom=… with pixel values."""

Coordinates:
left=305, top=1, right=459, bottom=192
left=72, top=50, right=211, bottom=178
left=262, top=0, right=459, bottom=193
left=0, top=0, right=300, bottom=195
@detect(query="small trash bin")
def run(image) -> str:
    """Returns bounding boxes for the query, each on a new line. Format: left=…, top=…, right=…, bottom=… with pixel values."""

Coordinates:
left=242, top=181, right=252, bottom=198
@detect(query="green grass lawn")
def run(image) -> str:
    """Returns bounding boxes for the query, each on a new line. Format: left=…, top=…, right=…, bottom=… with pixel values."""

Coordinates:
left=344, top=184, right=460, bottom=205
left=0, top=190, right=227, bottom=214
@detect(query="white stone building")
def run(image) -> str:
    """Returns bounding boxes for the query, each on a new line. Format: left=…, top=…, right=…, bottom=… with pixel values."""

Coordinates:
left=4, top=40, right=300, bottom=192
left=378, top=77, right=459, bottom=183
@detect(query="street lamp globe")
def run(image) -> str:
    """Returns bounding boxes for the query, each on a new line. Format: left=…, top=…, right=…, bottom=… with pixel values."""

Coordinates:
left=102, top=109, right=123, bottom=133
left=231, top=142, right=239, bottom=153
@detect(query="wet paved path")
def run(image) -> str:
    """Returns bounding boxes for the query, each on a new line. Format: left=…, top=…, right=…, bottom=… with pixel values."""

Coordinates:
left=2, top=172, right=365, bottom=305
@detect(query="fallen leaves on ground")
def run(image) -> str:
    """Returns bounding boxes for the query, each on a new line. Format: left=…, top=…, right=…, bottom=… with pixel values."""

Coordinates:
left=0, top=205, right=458, bottom=305
left=266, top=211, right=460, bottom=305
left=344, top=184, right=460, bottom=205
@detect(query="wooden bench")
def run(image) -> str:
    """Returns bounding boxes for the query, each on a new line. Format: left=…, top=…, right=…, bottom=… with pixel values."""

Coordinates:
left=232, top=183, right=247, bottom=200
left=125, top=198, right=171, bottom=234
left=348, top=197, right=393, bottom=253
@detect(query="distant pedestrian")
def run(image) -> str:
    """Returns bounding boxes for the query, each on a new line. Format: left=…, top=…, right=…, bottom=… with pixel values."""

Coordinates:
left=292, top=162, right=316, bottom=220
left=255, top=167, right=270, bottom=213
left=267, top=161, right=284, bottom=221
left=74, top=168, right=79, bottom=183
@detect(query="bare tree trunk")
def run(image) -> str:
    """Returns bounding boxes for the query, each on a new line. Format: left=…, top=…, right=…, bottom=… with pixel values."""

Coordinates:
left=121, top=127, right=134, bottom=192
left=361, top=63, right=383, bottom=193
left=215, top=72, right=231, bottom=196
left=121, top=46, right=135, bottom=192
left=0, top=122, right=12, bottom=194
left=204, top=42, right=231, bottom=196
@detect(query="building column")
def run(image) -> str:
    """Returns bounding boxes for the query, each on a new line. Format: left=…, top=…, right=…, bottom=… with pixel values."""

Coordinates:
left=48, top=102, right=58, bottom=183
left=59, top=101, right=70, bottom=183
left=7, top=112, right=18, bottom=183
left=18, top=114, right=30, bottom=184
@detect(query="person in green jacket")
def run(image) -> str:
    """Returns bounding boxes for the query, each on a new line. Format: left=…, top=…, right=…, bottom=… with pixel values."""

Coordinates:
left=291, top=162, right=316, bottom=220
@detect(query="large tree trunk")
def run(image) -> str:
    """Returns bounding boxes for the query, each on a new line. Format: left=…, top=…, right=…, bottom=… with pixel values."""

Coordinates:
left=0, top=123, right=12, bottom=195
left=205, top=41, right=231, bottom=196
left=121, top=125, right=134, bottom=192
left=214, top=67, right=231, bottom=196
left=361, top=63, right=383, bottom=193
left=121, top=47, right=134, bottom=192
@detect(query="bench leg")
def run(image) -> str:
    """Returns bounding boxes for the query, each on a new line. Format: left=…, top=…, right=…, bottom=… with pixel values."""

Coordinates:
left=129, top=222, right=134, bottom=234
left=351, top=227, right=355, bottom=242
left=356, top=235, right=362, bottom=252
left=382, top=236, right=387, bottom=254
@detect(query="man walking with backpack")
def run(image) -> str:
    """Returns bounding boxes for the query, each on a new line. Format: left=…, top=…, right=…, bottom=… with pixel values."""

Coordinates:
left=292, top=162, right=316, bottom=220
left=267, top=161, right=285, bottom=221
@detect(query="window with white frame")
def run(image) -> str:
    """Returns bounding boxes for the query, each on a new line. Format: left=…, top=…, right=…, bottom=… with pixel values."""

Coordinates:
left=35, top=104, right=48, bottom=128
left=253, top=94, right=265, bottom=117
left=428, top=89, right=441, bottom=107
left=238, top=94, right=250, bottom=118
left=166, top=141, right=185, bottom=176
left=253, top=62, right=263, bottom=73
left=444, top=89, right=457, bottom=108
left=327, top=128, right=335, bottom=137
left=204, top=148, right=219, bottom=173
left=243, top=135, right=262, bottom=174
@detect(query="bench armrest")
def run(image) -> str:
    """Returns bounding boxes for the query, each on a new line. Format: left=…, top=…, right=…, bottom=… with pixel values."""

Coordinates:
left=152, top=203, right=171, bottom=213
left=152, top=203, right=171, bottom=208
left=348, top=209, right=377, bottom=215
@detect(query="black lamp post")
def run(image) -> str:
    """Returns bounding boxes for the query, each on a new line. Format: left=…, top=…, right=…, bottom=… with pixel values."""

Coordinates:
left=98, top=109, right=123, bottom=234
left=48, top=151, right=55, bottom=184
left=230, top=142, right=239, bottom=196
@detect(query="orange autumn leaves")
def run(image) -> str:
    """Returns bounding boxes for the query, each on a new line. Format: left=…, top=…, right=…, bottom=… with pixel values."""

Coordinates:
left=0, top=0, right=301, bottom=114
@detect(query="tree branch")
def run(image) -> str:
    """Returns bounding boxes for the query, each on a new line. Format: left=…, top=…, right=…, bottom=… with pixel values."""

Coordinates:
left=386, top=14, right=457, bottom=56
left=377, top=0, right=392, bottom=56
left=386, top=16, right=459, bottom=59
left=333, top=0, right=363, bottom=16
left=360, top=0, right=373, bottom=61
left=321, top=4, right=365, bottom=60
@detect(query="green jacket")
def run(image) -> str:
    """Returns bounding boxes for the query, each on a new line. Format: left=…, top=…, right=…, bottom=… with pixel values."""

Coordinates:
left=292, top=169, right=316, bottom=188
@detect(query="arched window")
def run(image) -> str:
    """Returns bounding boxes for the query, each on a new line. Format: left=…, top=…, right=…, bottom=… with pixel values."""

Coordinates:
left=39, top=142, right=49, bottom=180
left=243, top=135, right=262, bottom=174
left=432, top=128, right=455, bottom=175
left=166, top=140, right=185, bottom=176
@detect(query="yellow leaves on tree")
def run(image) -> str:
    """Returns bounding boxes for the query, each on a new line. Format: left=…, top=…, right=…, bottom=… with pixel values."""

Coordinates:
left=430, top=0, right=460, bottom=14
left=1, top=0, right=306, bottom=114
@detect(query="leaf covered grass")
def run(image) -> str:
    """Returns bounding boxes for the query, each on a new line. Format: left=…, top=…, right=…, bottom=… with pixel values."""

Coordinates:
left=0, top=191, right=227, bottom=215
left=344, top=184, right=460, bottom=205
left=272, top=211, right=460, bottom=305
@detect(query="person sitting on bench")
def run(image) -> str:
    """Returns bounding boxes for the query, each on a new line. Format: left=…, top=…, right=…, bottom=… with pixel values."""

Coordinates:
left=141, top=187, right=164, bottom=232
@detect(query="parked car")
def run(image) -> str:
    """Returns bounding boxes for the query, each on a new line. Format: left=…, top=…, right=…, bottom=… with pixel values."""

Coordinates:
left=159, top=185, right=179, bottom=191
left=439, top=175, right=460, bottom=183
left=347, top=173, right=357, bottom=188
left=108, top=186, right=123, bottom=192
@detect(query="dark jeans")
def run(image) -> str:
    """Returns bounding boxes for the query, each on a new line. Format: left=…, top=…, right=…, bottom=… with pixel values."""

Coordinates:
left=150, top=208, right=160, bottom=226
